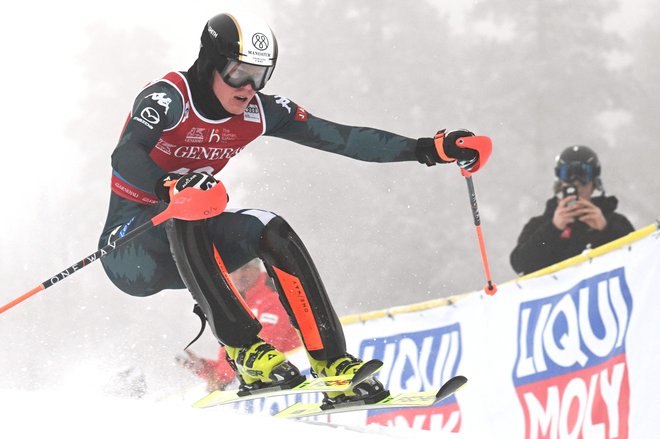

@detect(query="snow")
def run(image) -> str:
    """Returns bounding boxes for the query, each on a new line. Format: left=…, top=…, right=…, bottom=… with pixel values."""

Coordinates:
left=0, top=388, right=453, bottom=439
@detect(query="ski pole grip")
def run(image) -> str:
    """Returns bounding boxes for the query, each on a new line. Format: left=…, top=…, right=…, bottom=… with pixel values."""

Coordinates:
left=457, top=135, right=492, bottom=176
left=153, top=180, right=227, bottom=225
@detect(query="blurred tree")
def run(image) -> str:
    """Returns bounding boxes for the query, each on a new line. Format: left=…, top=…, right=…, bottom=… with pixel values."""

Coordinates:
left=474, top=0, right=627, bottom=152
left=621, top=5, right=660, bottom=224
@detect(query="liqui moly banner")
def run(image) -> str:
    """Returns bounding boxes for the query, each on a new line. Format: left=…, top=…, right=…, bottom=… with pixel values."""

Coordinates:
left=355, top=323, right=464, bottom=431
left=239, top=226, right=660, bottom=438
left=513, top=268, right=633, bottom=439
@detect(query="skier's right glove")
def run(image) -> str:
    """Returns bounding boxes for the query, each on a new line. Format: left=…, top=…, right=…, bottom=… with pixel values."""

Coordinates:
left=155, top=172, right=218, bottom=203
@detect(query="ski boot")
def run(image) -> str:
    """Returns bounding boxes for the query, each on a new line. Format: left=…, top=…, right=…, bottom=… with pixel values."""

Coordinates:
left=309, top=353, right=390, bottom=407
left=225, top=338, right=305, bottom=391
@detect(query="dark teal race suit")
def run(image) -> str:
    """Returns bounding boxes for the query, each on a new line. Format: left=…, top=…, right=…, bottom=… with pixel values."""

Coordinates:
left=99, top=62, right=419, bottom=355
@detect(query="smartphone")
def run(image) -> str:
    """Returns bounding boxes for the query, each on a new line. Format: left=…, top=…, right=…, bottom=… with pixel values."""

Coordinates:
left=562, top=185, right=578, bottom=207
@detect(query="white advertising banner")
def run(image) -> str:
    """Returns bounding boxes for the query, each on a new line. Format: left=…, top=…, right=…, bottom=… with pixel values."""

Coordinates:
left=244, top=226, right=660, bottom=438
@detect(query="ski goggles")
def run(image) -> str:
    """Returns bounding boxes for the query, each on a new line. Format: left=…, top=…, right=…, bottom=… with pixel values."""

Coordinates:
left=219, top=59, right=274, bottom=91
left=557, top=162, right=594, bottom=184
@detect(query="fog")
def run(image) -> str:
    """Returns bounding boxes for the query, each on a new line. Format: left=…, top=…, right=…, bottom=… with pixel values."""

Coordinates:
left=1, top=0, right=658, bottom=396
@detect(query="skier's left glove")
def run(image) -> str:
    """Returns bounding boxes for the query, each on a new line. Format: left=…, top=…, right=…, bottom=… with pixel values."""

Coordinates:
left=415, top=129, right=479, bottom=171
left=155, top=172, right=218, bottom=203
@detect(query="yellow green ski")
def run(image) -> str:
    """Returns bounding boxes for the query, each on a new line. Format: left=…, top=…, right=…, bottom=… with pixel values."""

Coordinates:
left=274, top=375, right=468, bottom=419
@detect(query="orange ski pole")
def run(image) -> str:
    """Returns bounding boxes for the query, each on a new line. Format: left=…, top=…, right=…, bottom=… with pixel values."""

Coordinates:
left=462, top=175, right=497, bottom=295
left=452, top=135, right=497, bottom=295
left=0, top=181, right=228, bottom=314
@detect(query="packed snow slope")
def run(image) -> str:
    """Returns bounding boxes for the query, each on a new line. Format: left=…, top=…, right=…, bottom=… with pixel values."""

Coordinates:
left=1, top=388, right=466, bottom=439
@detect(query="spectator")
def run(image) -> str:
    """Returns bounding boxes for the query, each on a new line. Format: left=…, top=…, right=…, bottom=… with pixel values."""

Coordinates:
left=510, top=145, right=634, bottom=275
left=177, top=259, right=301, bottom=391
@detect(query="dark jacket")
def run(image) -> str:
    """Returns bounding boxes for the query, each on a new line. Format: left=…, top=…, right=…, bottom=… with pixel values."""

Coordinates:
left=510, top=195, right=634, bottom=275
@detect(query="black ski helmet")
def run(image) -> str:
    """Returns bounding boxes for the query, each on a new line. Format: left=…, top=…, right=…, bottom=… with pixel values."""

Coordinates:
left=197, top=12, right=278, bottom=89
left=554, top=145, right=602, bottom=190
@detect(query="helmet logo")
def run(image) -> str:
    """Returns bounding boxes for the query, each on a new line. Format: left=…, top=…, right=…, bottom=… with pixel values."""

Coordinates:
left=252, top=33, right=269, bottom=50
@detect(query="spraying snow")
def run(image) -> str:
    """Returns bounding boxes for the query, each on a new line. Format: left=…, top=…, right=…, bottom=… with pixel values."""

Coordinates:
left=1, top=388, right=456, bottom=439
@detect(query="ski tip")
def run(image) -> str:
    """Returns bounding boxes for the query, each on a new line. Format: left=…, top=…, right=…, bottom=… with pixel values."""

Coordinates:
left=192, top=391, right=219, bottom=408
left=435, top=375, right=468, bottom=400
left=351, top=359, right=383, bottom=384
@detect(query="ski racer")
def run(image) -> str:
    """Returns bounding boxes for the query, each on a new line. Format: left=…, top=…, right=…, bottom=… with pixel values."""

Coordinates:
left=99, top=11, right=490, bottom=405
